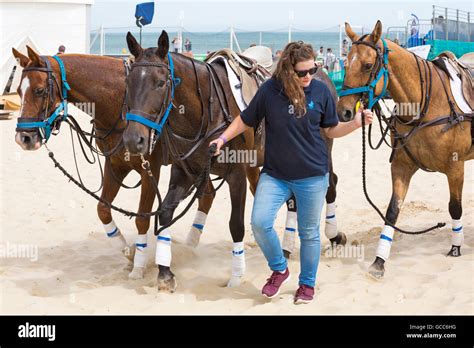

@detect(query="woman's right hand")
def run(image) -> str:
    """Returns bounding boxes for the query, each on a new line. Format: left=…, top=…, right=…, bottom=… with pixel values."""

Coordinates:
left=209, top=137, right=225, bottom=156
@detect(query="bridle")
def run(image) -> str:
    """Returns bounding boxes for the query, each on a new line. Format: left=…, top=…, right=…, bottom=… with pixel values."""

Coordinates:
left=16, top=55, right=71, bottom=142
left=339, top=35, right=390, bottom=110
left=125, top=52, right=181, bottom=154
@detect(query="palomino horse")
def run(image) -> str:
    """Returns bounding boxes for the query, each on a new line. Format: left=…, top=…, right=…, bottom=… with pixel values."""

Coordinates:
left=12, top=47, right=217, bottom=279
left=122, top=31, right=345, bottom=292
left=337, top=21, right=473, bottom=279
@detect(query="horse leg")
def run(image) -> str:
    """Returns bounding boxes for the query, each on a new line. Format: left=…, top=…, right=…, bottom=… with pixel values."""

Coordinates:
left=128, top=170, right=160, bottom=279
left=226, top=168, right=247, bottom=287
left=156, top=164, right=194, bottom=293
left=446, top=163, right=465, bottom=257
left=368, top=160, right=418, bottom=279
left=282, top=196, right=297, bottom=259
left=186, top=180, right=215, bottom=248
left=97, top=159, right=131, bottom=260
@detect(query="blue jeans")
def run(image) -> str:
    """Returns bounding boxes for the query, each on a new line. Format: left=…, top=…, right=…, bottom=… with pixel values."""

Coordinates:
left=251, top=172, right=329, bottom=287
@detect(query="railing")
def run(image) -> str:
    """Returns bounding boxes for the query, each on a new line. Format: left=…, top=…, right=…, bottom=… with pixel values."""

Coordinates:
left=89, top=25, right=371, bottom=58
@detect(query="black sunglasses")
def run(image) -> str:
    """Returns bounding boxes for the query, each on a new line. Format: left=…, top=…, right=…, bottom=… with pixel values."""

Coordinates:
left=294, top=66, right=318, bottom=78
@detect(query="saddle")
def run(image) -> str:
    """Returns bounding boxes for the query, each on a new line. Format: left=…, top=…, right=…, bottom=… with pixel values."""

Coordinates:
left=205, top=47, right=272, bottom=106
left=434, top=51, right=474, bottom=112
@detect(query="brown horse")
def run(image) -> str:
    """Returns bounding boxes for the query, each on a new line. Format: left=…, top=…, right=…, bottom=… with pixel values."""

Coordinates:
left=122, top=31, right=345, bottom=292
left=12, top=46, right=216, bottom=279
left=337, top=21, right=473, bottom=279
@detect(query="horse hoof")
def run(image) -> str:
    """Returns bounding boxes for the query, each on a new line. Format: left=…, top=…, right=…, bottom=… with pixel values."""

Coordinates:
left=283, top=249, right=291, bottom=259
left=227, top=276, right=242, bottom=288
left=186, top=227, right=202, bottom=248
left=123, top=244, right=136, bottom=261
left=157, top=272, right=177, bottom=293
left=447, top=245, right=461, bottom=257
left=128, top=266, right=144, bottom=279
left=329, top=232, right=347, bottom=246
left=367, top=257, right=385, bottom=280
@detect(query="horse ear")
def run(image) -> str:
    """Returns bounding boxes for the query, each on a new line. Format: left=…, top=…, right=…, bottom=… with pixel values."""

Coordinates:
left=157, top=30, right=169, bottom=59
left=370, top=20, right=382, bottom=43
left=26, top=45, right=43, bottom=66
left=345, top=22, right=359, bottom=42
left=126, top=32, right=143, bottom=58
left=12, top=48, right=30, bottom=67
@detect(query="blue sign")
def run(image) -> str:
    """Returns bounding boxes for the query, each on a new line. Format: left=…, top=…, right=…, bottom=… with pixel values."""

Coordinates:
left=135, top=2, right=154, bottom=26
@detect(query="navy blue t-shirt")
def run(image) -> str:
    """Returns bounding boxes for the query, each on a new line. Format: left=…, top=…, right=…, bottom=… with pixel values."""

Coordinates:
left=240, top=77, right=339, bottom=180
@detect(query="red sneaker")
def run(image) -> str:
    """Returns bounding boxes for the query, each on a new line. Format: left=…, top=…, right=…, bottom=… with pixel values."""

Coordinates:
left=262, top=268, right=290, bottom=298
left=294, top=284, right=314, bottom=304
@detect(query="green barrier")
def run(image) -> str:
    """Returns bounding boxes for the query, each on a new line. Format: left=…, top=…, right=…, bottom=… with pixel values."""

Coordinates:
left=327, top=70, right=345, bottom=93
left=426, top=40, right=474, bottom=60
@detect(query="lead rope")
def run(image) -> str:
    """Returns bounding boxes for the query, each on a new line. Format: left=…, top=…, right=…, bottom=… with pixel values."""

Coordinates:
left=360, top=110, right=446, bottom=235
left=45, top=143, right=163, bottom=220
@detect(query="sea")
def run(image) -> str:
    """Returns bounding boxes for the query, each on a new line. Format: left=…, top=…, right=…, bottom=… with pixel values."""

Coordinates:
left=90, top=30, right=348, bottom=57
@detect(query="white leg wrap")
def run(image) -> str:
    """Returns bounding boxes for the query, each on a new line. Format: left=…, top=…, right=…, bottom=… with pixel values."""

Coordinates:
left=186, top=211, right=207, bottom=248
left=375, top=225, right=394, bottom=261
left=231, top=242, right=245, bottom=277
left=103, top=220, right=127, bottom=251
left=451, top=219, right=464, bottom=246
left=282, top=211, right=297, bottom=253
left=155, top=228, right=172, bottom=267
left=133, top=234, right=148, bottom=268
left=227, top=242, right=245, bottom=287
left=324, top=202, right=338, bottom=240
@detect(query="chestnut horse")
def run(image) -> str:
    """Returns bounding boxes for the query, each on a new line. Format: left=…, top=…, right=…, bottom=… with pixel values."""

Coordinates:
left=122, top=31, right=345, bottom=292
left=12, top=46, right=216, bottom=279
left=337, top=21, right=473, bottom=279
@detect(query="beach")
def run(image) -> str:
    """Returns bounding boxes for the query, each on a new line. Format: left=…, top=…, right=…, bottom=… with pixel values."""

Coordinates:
left=1, top=107, right=473, bottom=315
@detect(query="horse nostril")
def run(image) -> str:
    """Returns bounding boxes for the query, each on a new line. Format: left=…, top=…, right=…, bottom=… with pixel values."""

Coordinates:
left=343, top=110, right=353, bottom=121
left=135, top=136, right=146, bottom=151
left=22, top=134, right=32, bottom=144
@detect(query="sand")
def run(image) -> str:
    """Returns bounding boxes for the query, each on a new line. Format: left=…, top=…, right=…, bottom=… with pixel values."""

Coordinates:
left=1, top=107, right=473, bottom=314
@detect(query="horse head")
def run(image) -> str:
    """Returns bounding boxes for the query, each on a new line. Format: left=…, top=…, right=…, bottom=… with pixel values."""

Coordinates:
left=123, top=30, right=176, bottom=156
left=337, top=20, right=388, bottom=121
left=13, top=46, right=69, bottom=150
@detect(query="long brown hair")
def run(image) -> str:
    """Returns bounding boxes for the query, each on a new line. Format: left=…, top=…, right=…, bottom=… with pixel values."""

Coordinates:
left=273, top=41, right=316, bottom=117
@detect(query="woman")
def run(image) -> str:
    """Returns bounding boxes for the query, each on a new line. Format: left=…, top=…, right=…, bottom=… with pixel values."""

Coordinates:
left=209, top=41, right=373, bottom=304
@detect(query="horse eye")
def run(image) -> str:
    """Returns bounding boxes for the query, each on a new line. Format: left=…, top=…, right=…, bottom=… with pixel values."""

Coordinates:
left=34, top=88, right=45, bottom=96
left=156, top=80, right=165, bottom=88
left=364, top=63, right=373, bottom=70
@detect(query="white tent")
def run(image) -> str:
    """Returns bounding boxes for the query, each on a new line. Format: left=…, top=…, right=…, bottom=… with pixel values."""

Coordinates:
left=0, top=0, right=94, bottom=93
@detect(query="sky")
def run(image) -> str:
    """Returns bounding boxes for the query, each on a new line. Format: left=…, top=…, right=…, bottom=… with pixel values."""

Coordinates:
left=91, top=0, right=474, bottom=32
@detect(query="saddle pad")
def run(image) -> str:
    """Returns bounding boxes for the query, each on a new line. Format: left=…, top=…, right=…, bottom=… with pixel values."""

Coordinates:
left=208, top=56, right=247, bottom=111
left=444, top=57, right=473, bottom=114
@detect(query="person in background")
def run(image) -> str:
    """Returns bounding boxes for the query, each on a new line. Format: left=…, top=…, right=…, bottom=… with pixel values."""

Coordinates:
left=315, top=46, right=325, bottom=67
left=341, top=39, right=349, bottom=58
left=57, top=45, right=66, bottom=55
left=315, top=46, right=324, bottom=59
left=324, top=48, right=336, bottom=72
left=209, top=41, right=373, bottom=304
left=184, top=38, right=192, bottom=52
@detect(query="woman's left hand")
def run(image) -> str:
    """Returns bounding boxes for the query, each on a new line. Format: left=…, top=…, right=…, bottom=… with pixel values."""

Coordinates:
left=354, top=106, right=374, bottom=128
